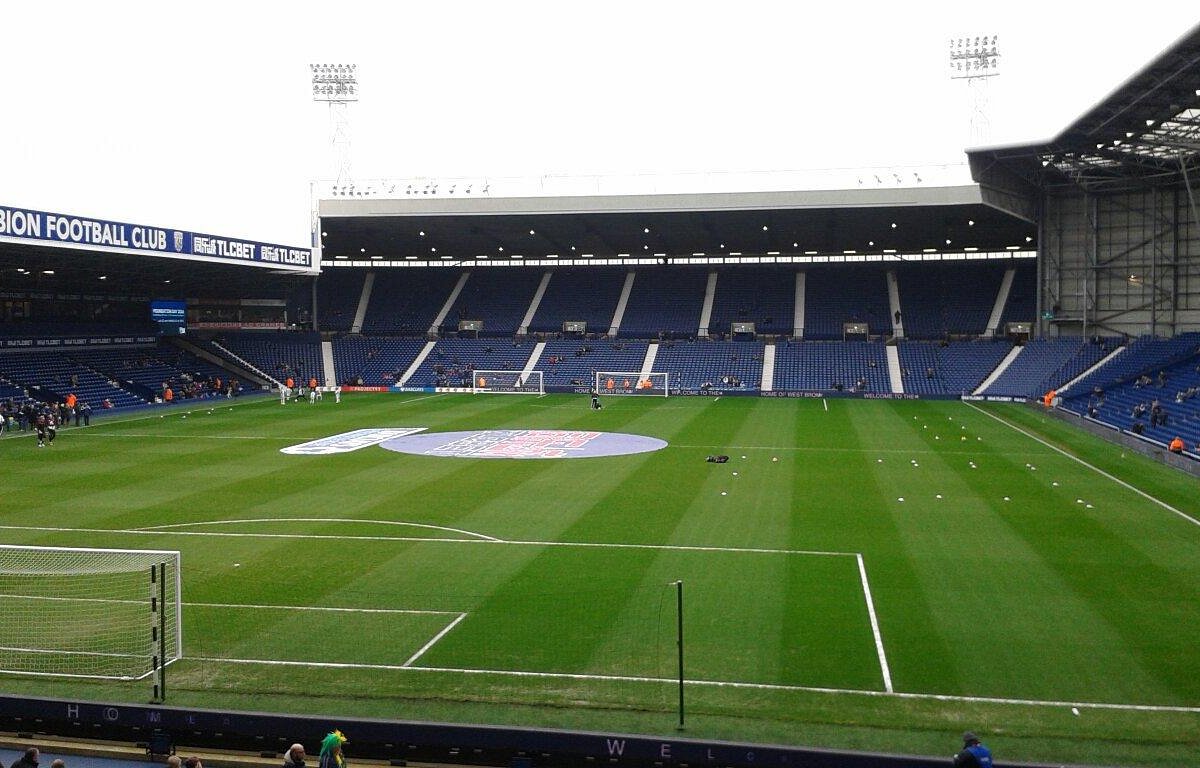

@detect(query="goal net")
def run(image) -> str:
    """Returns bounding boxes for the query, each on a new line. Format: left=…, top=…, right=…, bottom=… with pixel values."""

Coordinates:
left=471, top=370, right=544, bottom=395
left=595, top=371, right=670, bottom=397
left=0, top=546, right=181, bottom=682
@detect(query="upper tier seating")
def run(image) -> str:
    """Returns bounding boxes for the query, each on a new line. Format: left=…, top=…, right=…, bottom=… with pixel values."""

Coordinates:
left=440, top=270, right=543, bottom=337
left=707, top=268, right=795, bottom=337
left=619, top=268, right=708, bottom=338
left=362, top=269, right=463, bottom=335
left=999, top=265, right=1037, bottom=327
left=316, top=270, right=366, bottom=333
left=803, top=266, right=891, bottom=340
left=896, top=262, right=1006, bottom=338
left=528, top=269, right=626, bottom=334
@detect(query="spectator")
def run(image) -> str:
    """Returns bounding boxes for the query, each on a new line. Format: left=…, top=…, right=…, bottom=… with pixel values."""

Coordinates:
left=11, top=748, right=39, bottom=768
left=1169, top=436, right=1185, bottom=454
left=283, top=744, right=306, bottom=768
left=319, top=730, right=347, bottom=768
left=166, top=757, right=182, bottom=768
left=183, top=758, right=202, bottom=768
left=953, top=732, right=993, bottom=767
left=50, top=761, right=65, bottom=768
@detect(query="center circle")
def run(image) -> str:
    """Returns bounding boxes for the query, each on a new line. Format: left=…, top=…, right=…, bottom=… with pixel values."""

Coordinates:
left=379, top=429, right=668, bottom=459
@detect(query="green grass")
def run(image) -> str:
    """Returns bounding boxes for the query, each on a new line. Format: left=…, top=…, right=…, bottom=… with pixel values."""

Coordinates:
left=3, top=393, right=1199, bottom=766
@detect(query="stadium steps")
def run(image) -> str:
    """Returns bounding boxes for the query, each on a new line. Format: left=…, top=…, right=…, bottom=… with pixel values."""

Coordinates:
left=321, top=341, right=336, bottom=386
left=697, top=270, right=718, bottom=337
left=760, top=343, right=776, bottom=391
left=521, top=342, right=546, bottom=379
left=1059, top=345, right=1125, bottom=394
left=208, top=340, right=279, bottom=387
left=429, top=271, right=470, bottom=335
left=886, top=346, right=904, bottom=393
left=985, top=267, right=1016, bottom=336
left=640, top=342, right=660, bottom=379
left=350, top=272, right=375, bottom=334
left=887, top=270, right=904, bottom=338
left=397, top=341, right=437, bottom=386
left=974, top=345, right=1022, bottom=394
left=793, top=272, right=805, bottom=337
left=608, top=271, right=636, bottom=336
left=517, top=271, right=553, bottom=335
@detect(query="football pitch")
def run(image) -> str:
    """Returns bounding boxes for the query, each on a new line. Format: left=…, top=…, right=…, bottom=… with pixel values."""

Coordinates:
left=3, top=393, right=1199, bottom=766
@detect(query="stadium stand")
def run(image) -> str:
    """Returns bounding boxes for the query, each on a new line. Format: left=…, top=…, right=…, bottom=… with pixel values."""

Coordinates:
left=707, top=268, right=795, bottom=337
left=362, top=268, right=463, bottom=335
left=772, top=340, right=890, bottom=392
left=998, top=264, right=1037, bottom=327
left=1064, top=333, right=1200, bottom=396
left=212, top=331, right=323, bottom=385
left=618, top=267, right=708, bottom=338
left=653, top=340, right=765, bottom=391
left=0, top=350, right=145, bottom=408
left=539, top=339, right=649, bottom=389
left=527, top=268, right=626, bottom=334
left=406, top=338, right=539, bottom=388
left=982, top=338, right=1108, bottom=397
left=803, top=266, right=891, bottom=339
left=331, top=335, right=428, bottom=385
left=898, top=340, right=1012, bottom=395
left=895, top=262, right=1006, bottom=338
left=440, top=269, right=543, bottom=337
left=316, top=269, right=366, bottom=333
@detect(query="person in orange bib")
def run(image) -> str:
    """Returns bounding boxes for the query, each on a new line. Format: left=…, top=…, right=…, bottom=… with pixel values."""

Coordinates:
left=1169, top=436, right=1185, bottom=453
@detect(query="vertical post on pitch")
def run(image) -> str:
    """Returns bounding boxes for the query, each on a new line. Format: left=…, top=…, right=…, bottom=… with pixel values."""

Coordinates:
left=675, top=579, right=684, bottom=730
left=158, top=561, right=167, bottom=702
left=150, top=564, right=162, bottom=703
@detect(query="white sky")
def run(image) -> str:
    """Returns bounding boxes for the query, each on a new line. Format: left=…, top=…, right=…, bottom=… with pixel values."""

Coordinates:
left=2, top=1, right=1197, bottom=247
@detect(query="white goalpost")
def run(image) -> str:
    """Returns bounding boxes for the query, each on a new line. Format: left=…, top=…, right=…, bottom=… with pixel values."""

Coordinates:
left=595, top=371, right=670, bottom=397
left=0, top=546, right=181, bottom=695
left=471, top=370, right=545, bottom=395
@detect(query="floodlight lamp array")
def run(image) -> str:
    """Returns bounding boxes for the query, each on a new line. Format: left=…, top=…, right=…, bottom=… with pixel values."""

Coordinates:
left=311, top=63, right=359, bottom=102
left=949, top=35, right=999, bottom=79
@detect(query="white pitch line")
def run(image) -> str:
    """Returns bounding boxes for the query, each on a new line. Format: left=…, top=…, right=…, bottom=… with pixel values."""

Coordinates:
left=963, top=401, right=1200, bottom=529
left=402, top=612, right=467, bottom=667
left=184, top=656, right=1200, bottom=714
left=0, top=593, right=458, bottom=615
left=0, top=524, right=854, bottom=558
left=823, top=398, right=828, bottom=412
left=134, top=517, right=503, bottom=542
left=856, top=553, right=892, bottom=693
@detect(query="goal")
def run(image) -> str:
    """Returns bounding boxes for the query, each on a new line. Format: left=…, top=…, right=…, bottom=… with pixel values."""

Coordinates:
left=0, top=546, right=181, bottom=690
left=471, top=370, right=545, bottom=395
left=595, top=371, right=670, bottom=397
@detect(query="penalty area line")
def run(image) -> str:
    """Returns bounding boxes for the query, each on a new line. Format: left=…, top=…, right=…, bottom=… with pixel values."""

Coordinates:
left=183, top=657, right=1200, bottom=714
left=402, top=612, right=468, bottom=667
left=962, top=401, right=1200, bottom=529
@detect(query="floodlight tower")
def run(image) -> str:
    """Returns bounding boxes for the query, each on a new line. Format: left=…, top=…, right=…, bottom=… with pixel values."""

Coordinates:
left=949, top=36, right=1000, bottom=147
left=311, top=63, right=359, bottom=188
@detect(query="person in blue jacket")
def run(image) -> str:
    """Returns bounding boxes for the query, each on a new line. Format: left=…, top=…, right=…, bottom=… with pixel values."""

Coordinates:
left=954, top=731, right=993, bottom=767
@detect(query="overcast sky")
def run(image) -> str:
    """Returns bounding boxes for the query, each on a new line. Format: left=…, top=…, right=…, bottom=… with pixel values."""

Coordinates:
left=2, top=1, right=1197, bottom=247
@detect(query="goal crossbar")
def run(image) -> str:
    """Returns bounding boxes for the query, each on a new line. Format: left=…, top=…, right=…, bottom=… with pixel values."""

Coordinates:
left=595, top=371, right=670, bottom=397
left=471, top=370, right=545, bottom=395
left=0, top=545, right=182, bottom=685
